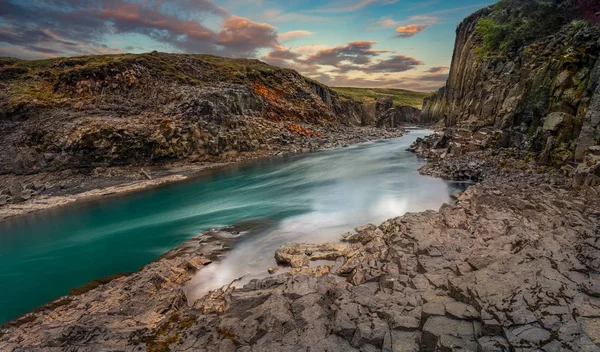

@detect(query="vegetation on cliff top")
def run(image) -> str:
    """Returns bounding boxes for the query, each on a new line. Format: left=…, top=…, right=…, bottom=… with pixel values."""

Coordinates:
left=331, top=87, right=427, bottom=109
left=475, top=0, right=586, bottom=58
left=1, top=53, right=427, bottom=112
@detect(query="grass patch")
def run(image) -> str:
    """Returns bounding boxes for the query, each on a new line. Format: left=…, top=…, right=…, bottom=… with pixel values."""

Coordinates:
left=331, top=87, right=428, bottom=109
left=475, top=0, right=583, bottom=58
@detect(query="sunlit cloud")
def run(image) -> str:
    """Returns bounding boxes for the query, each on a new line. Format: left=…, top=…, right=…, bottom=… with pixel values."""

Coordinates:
left=395, top=24, right=429, bottom=38
left=0, top=0, right=495, bottom=91
left=278, top=30, right=315, bottom=41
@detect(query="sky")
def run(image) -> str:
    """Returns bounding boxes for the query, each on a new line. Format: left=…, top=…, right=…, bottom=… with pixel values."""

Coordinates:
left=0, top=0, right=498, bottom=91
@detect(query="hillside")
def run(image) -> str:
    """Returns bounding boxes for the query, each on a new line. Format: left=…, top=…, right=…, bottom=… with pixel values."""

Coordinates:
left=0, top=53, right=362, bottom=176
left=0, top=52, right=427, bottom=212
left=0, top=52, right=428, bottom=178
left=331, top=87, right=427, bottom=110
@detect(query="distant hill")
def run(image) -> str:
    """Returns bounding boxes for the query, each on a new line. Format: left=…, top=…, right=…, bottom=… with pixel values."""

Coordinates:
left=331, top=87, right=428, bottom=110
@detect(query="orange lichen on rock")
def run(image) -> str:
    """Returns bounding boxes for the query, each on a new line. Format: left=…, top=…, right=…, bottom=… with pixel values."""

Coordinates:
left=286, top=123, right=324, bottom=138
left=253, top=83, right=282, bottom=104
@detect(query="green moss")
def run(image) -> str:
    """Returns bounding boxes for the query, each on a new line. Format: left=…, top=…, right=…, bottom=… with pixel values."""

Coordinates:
left=140, top=313, right=199, bottom=352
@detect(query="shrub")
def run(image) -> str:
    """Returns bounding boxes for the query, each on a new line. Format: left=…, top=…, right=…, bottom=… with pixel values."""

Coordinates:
left=475, top=0, right=581, bottom=57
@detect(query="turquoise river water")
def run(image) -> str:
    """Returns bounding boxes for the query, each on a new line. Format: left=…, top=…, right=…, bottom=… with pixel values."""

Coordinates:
left=0, top=130, right=465, bottom=323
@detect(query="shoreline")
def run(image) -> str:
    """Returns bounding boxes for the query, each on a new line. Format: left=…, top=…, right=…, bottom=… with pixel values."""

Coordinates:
left=1, top=134, right=599, bottom=350
left=0, top=127, right=409, bottom=223
left=0, top=128, right=413, bottom=325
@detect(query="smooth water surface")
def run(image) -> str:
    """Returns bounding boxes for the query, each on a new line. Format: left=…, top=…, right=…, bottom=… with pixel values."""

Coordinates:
left=0, top=130, right=463, bottom=323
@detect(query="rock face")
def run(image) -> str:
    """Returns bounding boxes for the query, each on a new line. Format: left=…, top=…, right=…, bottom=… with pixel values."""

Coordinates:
left=338, top=98, right=421, bottom=127
left=0, top=53, right=421, bottom=178
left=421, top=5, right=600, bottom=163
left=0, top=53, right=422, bottom=212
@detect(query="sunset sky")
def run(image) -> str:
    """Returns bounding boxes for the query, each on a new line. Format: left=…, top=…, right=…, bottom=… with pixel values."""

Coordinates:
left=0, top=0, right=496, bottom=91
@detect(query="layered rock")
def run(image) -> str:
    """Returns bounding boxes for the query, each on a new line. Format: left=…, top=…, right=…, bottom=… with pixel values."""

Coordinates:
left=0, top=53, right=423, bottom=178
left=0, top=52, right=423, bottom=212
left=422, top=5, right=600, bottom=164
left=337, top=98, right=421, bottom=127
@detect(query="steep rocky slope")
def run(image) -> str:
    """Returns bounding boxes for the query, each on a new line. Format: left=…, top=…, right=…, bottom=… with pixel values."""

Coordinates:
left=0, top=53, right=422, bottom=176
left=0, top=52, right=338, bottom=175
left=0, top=52, right=424, bottom=213
left=422, top=1, right=600, bottom=165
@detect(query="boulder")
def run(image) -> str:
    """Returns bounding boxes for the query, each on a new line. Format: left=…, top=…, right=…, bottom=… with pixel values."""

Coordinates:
left=543, top=112, right=573, bottom=132
left=421, top=316, right=478, bottom=352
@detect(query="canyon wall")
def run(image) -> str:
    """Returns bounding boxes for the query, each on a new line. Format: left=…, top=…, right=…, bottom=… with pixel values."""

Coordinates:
left=0, top=53, right=421, bottom=175
left=422, top=5, right=600, bottom=164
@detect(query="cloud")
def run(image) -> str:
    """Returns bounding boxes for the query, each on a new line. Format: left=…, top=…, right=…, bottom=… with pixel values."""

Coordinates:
left=426, top=66, right=450, bottom=73
left=418, top=73, right=449, bottom=82
left=308, top=73, right=405, bottom=88
left=0, top=0, right=279, bottom=59
left=217, top=16, right=278, bottom=56
left=309, top=0, right=399, bottom=13
left=0, top=0, right=437, bottom=91
left=261, top=45, right=301, bottom=66
left=395, top=24, right=429, bottom=38
left=278, top=30, right=315, bottom=41
left=371, top=15, right=437, bottom=30
left=301, top=41, right=392, bottom=68
left=261, top=9, right=332, bottom=23
left=366, top=55, right=424, bottom=72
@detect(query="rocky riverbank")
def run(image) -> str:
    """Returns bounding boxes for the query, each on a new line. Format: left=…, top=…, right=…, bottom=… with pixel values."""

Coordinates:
left=0, top=126, right=405, bottom=221
left=2, top=131, right=599, bottom=351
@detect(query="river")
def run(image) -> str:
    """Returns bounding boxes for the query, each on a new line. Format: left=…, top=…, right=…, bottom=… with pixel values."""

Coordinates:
left=0, top=130, right=465, bottom=323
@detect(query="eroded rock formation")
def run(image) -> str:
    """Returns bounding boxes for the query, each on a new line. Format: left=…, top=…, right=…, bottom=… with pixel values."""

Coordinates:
left=421, top=6, right=600, bottom=164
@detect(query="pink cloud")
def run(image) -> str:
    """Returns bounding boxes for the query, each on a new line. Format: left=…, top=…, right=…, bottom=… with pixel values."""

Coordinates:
left=278, top=30, right=315, bottom=41
left=395, top=24, right=429, bottom=38
left=217, top=16, right=278, bottom=55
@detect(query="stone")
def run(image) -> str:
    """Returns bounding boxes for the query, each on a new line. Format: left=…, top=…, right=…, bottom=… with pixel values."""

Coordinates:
left=383, top=330, right=420, bottom=352
left=274, top=243, right=351, bottom=268
left=505, top=325, right=551, bottom=347
left=509, top=308, right=538, bottom=325
left=422, top=302, right=446, bottom=323
left=582, top=319, right=600, bottom=345
left=141, top=170, right=152, bottom=180
left=421, top=316, right=476, bottom=352
left=466, top=255, right=495, bottom=271
left=388, top=314, right=420, bottom=331
left=543, top=112, right=573, bottom=132
left=185, top=256, right=212, bottom=270
left=445, top=301, right=480, bottom=320
left=0, top=195, right=7, bottom=206
left=588, top=146, right=600, bottom=156
left=478, top=336, right=511, bottom=351
left=219, top=338, right=237, bottom=352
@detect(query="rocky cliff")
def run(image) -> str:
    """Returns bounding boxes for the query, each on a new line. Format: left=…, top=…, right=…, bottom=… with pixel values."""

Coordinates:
left=0, top=53, right=423, bottom=177
left=422, top=2, right=600, bottom=165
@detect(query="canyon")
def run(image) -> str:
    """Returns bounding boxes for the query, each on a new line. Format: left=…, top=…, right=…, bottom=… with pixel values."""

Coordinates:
left=1, top=0, right=600, bottom=351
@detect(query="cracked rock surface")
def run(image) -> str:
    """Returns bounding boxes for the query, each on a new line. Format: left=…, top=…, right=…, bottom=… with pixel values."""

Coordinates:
left=1, top=153, right=599, bottom=351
